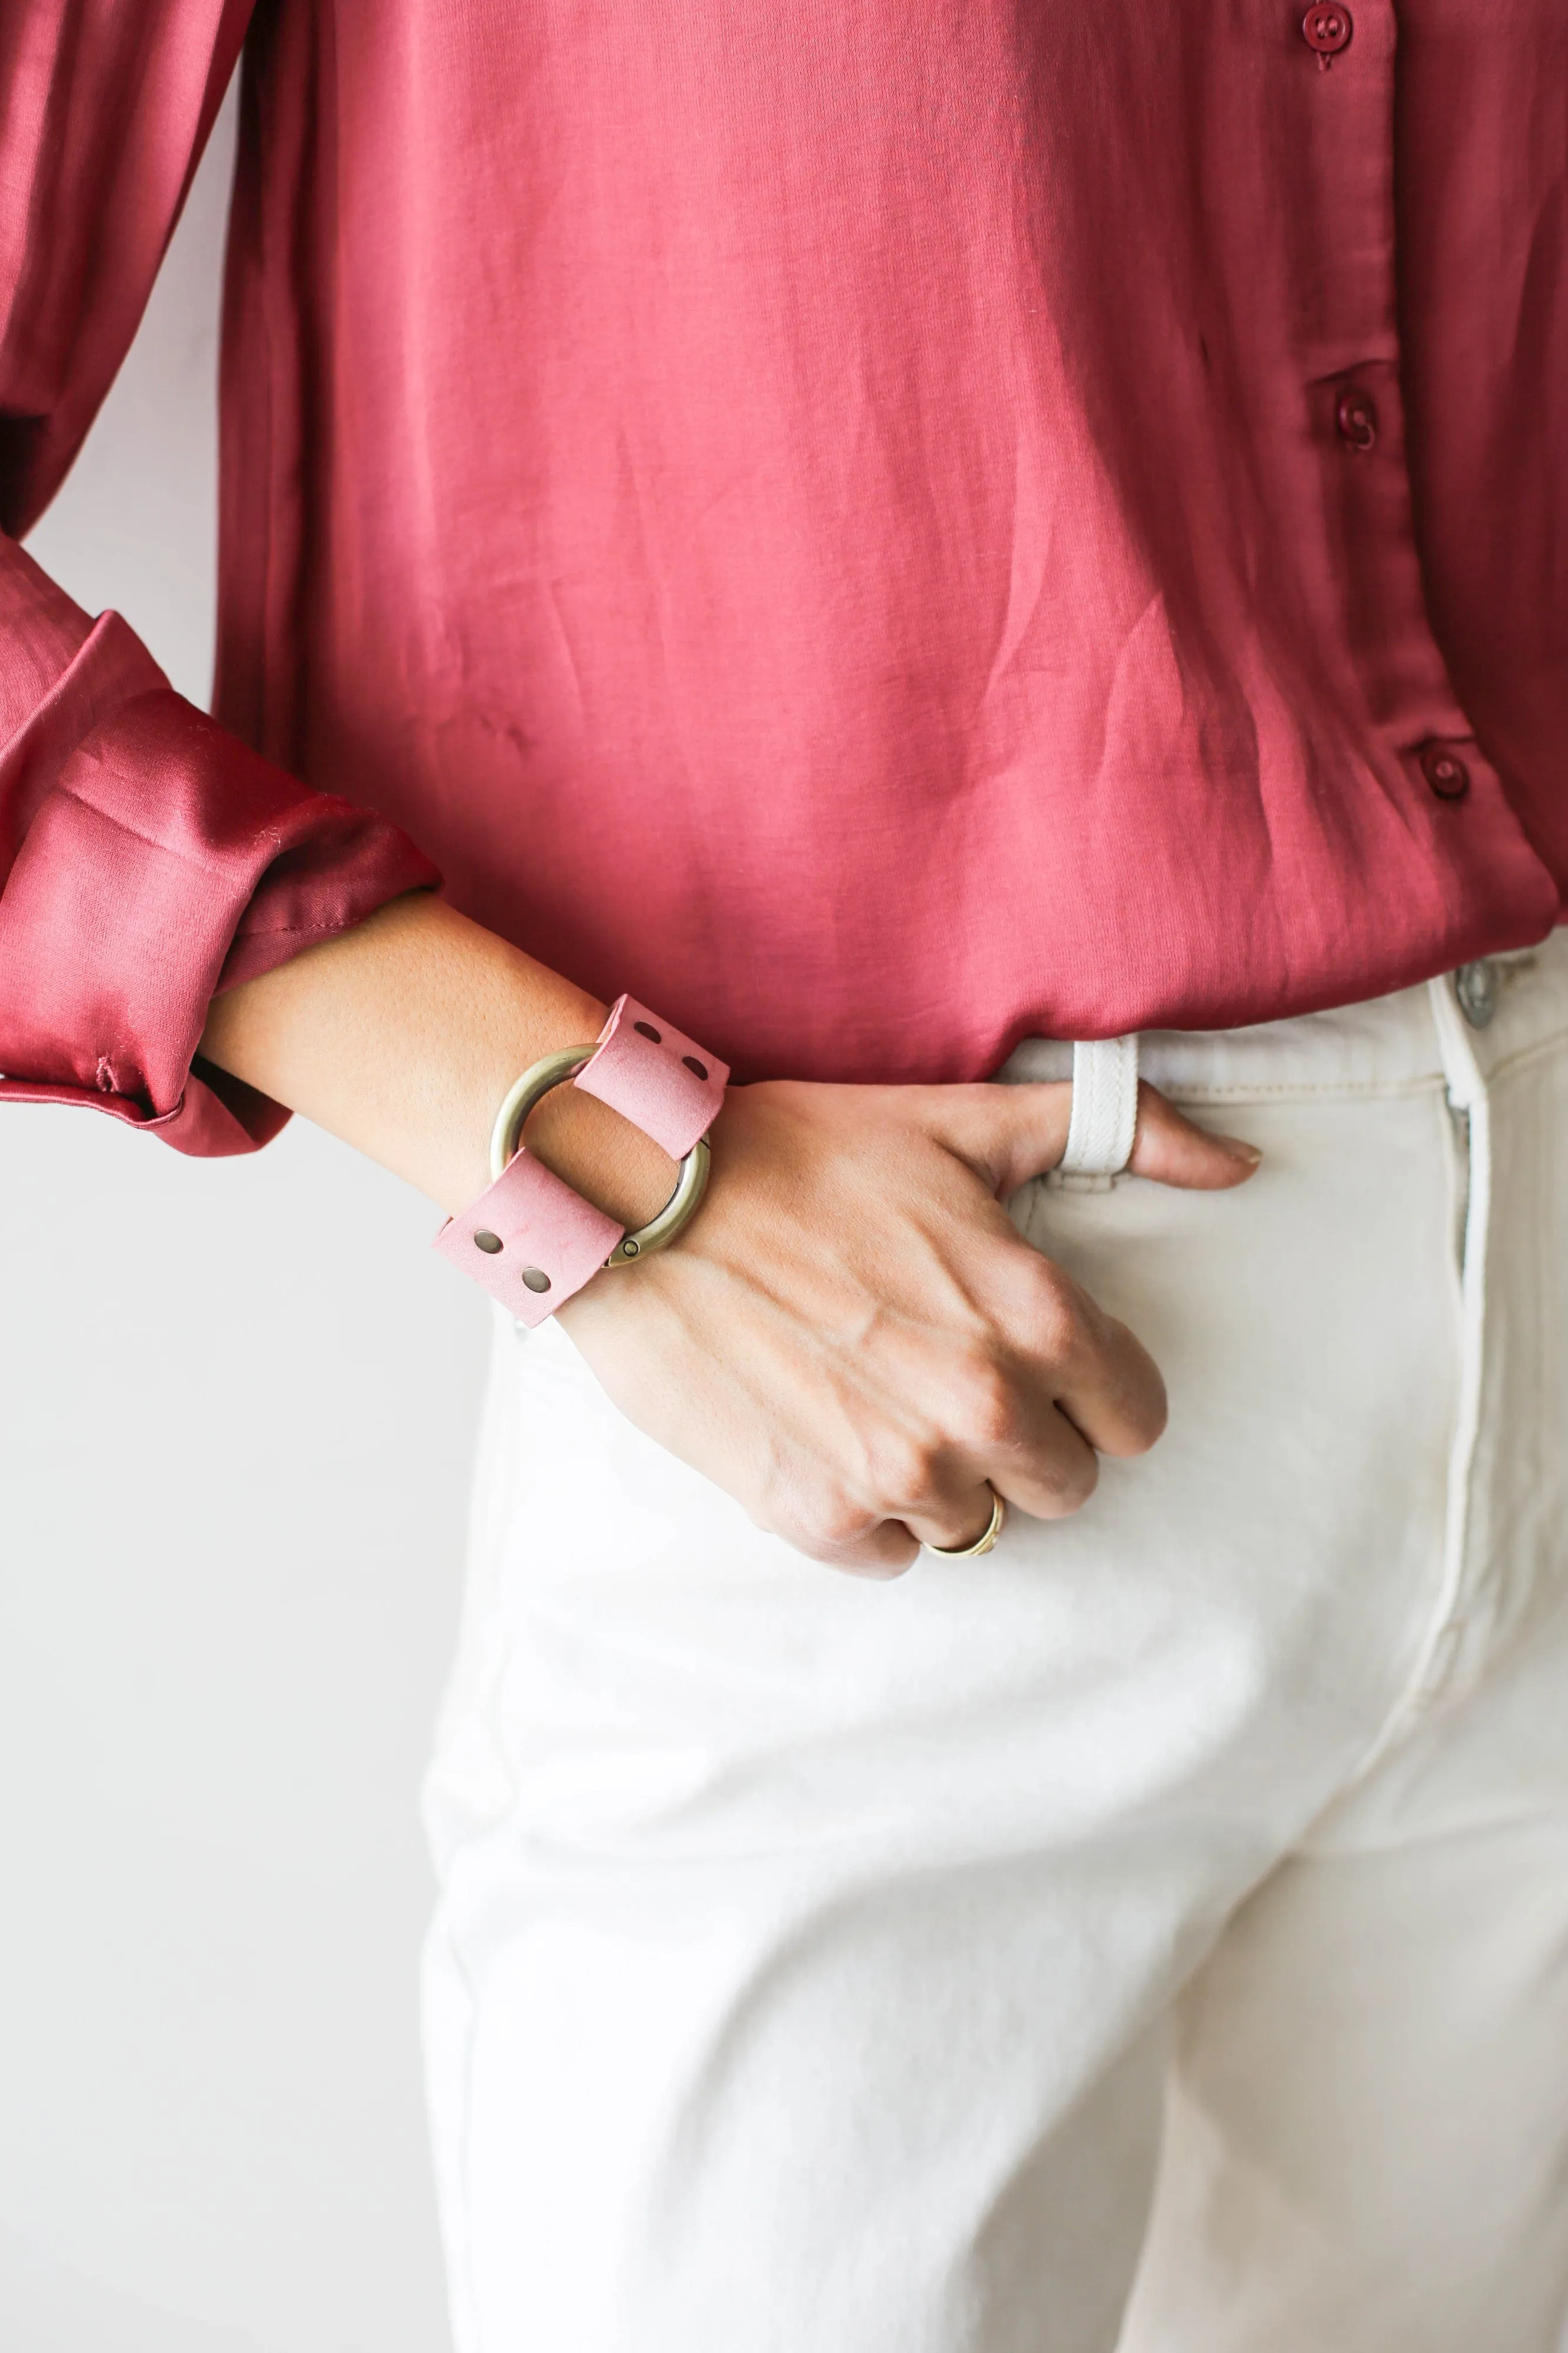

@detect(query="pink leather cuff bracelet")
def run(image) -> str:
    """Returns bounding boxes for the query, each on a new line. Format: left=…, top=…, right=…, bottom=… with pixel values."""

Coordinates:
left=432, top=996, right=729, bottom=1327
left=573, top=995, right=729, bottom=1159
left=433, top=1151, right=627, bottom=1325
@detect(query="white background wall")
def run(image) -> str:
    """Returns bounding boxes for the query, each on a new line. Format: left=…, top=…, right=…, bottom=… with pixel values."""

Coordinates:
left=0, top=91, right=482, bottom=2353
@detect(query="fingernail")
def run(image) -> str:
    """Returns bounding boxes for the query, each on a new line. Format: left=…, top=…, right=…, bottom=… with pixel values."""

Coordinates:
left=1219, top=1136, right=1262, bottom=1166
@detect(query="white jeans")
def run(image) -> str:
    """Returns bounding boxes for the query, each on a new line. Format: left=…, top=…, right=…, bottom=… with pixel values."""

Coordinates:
left=422, top=938, right=1568, bottom=2353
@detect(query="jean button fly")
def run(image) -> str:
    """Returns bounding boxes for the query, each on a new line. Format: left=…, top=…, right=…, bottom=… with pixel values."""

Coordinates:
left=1455, top=962, right=1498, bottom=1030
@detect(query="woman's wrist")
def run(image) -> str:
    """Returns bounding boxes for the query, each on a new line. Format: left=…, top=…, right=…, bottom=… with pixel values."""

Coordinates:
left=522, top=1078, right=681, bottom=1233
left=198, top=892, right=679, bottom=1227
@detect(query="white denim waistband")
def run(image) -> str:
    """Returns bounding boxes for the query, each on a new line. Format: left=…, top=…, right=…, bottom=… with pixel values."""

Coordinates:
left=1000, top=930, right=1568, bottom=1104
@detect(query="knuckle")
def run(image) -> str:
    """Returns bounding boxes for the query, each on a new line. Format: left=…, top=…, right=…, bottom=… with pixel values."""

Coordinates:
left=746, top=1483, right=873, bottom=1558
left=863, top=1431, right=940, bottom=1511
left=1103, top=1321, right=1169, bottom=1453
left=950, top=1355, right=1025, bottom=1454
left=1122, top=1390, right=1169, bottom=1456
left=1013, top=1255, right=1088, bottom=1358
left=1043, top=1441, right=1100, bottom=1515
left=805, top=1495, right=883, bottom=1555
left=840, top=1545, right=918, bottom=1583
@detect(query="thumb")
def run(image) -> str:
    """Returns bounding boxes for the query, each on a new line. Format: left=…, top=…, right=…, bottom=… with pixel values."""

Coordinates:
left=924, top=1080, right=1075, bottom=1194
left=1127, top=1083, right=1262, bottom=1189
left=926, top=1079, right=1260, bottom=1195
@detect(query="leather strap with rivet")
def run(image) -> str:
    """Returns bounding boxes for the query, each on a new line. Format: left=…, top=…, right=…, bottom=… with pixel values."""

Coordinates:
left=432, top=996, right=730, bottom=1325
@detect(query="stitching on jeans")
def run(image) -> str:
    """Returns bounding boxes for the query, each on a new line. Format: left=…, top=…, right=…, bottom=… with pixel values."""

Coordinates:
left=1154, top=1075, right=1451, bottom=1104
left=1155, top=1017, right=1568, bottom=1106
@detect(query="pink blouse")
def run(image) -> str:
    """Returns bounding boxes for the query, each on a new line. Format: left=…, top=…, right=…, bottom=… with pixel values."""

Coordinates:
left=1, top=1, right=1564, bottom=1152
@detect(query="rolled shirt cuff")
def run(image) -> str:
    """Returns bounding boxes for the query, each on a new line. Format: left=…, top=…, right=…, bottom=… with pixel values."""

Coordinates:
left=0, top=615, right=440, bottom=1155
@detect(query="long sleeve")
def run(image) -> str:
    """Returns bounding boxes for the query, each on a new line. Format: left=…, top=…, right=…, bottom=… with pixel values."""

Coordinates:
left=0, top=1, right=439, bottom=1156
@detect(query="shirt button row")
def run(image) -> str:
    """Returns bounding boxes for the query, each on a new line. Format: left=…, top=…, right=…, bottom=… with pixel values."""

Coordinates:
left=1302, top=5, right=1353, bottom=57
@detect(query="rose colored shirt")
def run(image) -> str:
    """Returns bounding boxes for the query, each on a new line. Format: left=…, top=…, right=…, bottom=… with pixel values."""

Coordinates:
left=2, top=2, right=1564, bottom=1152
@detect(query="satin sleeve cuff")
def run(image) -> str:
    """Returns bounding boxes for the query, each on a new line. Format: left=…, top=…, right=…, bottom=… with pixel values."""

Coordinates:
left=0, top=610, right=440, bottom=1155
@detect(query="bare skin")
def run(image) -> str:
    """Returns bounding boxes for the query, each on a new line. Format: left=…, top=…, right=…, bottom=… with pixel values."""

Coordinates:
left=201, top=891, right=1260, bottom=1572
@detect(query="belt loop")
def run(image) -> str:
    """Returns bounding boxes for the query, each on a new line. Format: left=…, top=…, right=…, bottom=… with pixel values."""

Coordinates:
left=1050, top=1036, right=1140, bottom=1192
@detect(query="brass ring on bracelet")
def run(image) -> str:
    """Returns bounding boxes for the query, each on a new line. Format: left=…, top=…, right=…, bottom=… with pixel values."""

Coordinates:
left=488, top=1046, right=712, bottom=1267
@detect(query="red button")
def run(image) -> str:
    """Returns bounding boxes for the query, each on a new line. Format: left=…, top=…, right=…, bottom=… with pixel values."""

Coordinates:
left=1419, top=743, right=1471, bottom=802
left=1335, top=387, right=1378, bottom=451
left=1302, top=5, right=1353, bottom=56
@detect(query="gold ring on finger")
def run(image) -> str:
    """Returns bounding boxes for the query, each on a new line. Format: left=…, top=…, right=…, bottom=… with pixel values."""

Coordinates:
left=922, top=1485, right=1006, bottom=1561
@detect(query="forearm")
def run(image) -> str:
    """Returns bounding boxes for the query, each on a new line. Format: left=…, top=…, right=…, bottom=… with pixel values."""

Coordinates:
left=199, top=892, right=674, bottom=1224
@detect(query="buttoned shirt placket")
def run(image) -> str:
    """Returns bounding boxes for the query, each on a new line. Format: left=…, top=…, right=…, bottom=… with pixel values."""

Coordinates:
left=1289, top=4, right=1493, bottom=831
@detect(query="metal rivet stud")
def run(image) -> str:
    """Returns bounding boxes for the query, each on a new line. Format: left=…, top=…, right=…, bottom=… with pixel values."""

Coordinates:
left=621, top=1237, right=640, bottom=1257
left=682, top=1055, right=709, bottom=1080
left=473, top=1230, right=503, bottom=1254
left=521, top=1268, right=552, bottom=1294
left=1455, top=962, right=1498, bottom=1030
left=633, top=1021, right=662, bottom=1042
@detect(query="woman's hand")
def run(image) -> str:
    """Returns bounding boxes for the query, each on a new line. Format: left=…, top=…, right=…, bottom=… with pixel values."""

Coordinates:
left=198, top=894, right=1259, bottom=1572
left=560, top=1078, right=1259, bottom=1574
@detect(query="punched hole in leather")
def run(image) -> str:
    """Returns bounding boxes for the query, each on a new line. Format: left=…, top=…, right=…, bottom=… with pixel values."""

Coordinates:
left=1046, top=1036, right=1140, bottom=1191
